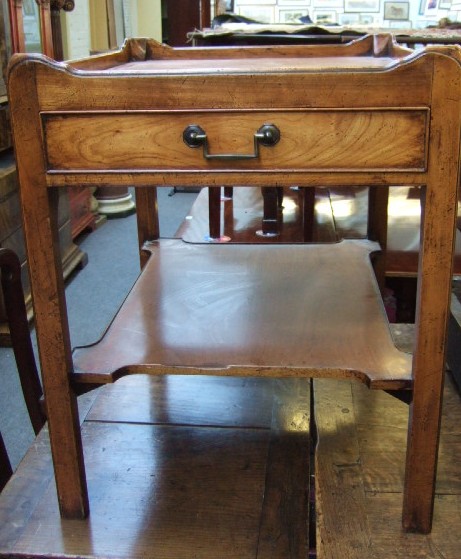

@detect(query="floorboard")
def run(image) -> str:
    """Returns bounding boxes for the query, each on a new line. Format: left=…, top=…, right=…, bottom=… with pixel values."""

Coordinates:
left=1, top=370, right=460, bottom=558
left=315, top=374, right=461, bottom=559
left=0, top=377, right=311, bottom=559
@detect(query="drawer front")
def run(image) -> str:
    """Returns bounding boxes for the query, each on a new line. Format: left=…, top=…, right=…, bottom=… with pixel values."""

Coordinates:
left=43, top=109, right=428, bottom=173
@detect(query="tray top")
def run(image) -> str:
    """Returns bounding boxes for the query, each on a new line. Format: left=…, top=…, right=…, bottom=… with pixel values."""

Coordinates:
left=104, top=55, right=403, bottom=75
left=59, top=34, right=422, bottom=77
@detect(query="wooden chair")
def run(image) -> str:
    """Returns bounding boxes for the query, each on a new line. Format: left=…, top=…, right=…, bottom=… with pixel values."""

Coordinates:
left=0, top=248, right=45, bottom=491
left=7, top=35, right=461, bottom=535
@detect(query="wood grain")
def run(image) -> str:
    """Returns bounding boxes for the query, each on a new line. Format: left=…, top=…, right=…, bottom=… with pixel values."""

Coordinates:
left=403, top=54, right=461, bottom=533
left=72, top=239, right=412, bottom=389
left=86, top=375, right=275, bottom=428
left=0, top=377, right=313, bottom=558
left=8, top=61, right=89, bottom=518
left=0, top=372, right=460, bottom=557
left=43, top=110, right=428, bottom=173
left=314, top=375, right=461, bottom=558
left=314, top=379, right=376, bottom=559
left=257, top=379, right=311, bottom=559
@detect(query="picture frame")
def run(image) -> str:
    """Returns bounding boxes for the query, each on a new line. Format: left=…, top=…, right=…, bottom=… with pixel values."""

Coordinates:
left=277, top=0, right=311, bottom=4
left=277, top=9, right=306, bottom=23
left=313, top=9, right=338, bottom=23
left=388, top=19, right=412, bottom=27
left=447, top=9, right=460, bottom=19
left=215, top=0, right=235, bottom=12
left=313, top=0, right=343, bottom=7
left=344, top=0, right=380, bottom=12
left=339, top=12, right=360, bottom=24
left=439, top=0, right=452, bottom=8
left=359, top=13, right=379, bottom=24
left=424, top=0, right=439, bottom=14
left=414, top=18, right=434, bottom=28
left=236, top=0, right=276, bottom=4
left=237, top=6, right=275, bottom=22
left=384, top=1, right=409, bottom=20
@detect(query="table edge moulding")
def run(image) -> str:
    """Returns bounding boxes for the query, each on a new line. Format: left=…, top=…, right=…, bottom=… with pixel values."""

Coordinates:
left=6, top=34, right=461, bottom=535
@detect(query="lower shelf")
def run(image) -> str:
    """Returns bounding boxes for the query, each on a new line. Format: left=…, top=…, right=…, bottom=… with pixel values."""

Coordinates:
left=73, top=238, right=412, bottom=390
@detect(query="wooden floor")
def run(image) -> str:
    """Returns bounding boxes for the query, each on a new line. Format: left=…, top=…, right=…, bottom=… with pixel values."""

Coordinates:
left=0, top=351, right=460, bottom=558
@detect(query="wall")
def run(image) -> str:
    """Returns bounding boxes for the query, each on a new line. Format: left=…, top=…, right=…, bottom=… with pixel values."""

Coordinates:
left=61, top=0, right=91, bottom=60
left=233, top=1, right=461, bottom=29
left=60, top=0, right=162, bottom=61
left=132, top=0, right=162, bottom=40
left=88, top=0, right=109, bottom=54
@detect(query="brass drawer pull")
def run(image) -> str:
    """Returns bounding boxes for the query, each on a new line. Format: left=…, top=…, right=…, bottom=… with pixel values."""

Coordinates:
left=183, top=124, right=280, bottom=161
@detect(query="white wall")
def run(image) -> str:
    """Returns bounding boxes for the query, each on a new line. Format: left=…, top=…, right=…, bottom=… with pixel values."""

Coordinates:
left=60, top=0, right=162, bottom=61
left=233, top=0, right=460, bottom=29
left=130, top=0, right=162, bottom=40
left=61, top=0, right=91, bottom=60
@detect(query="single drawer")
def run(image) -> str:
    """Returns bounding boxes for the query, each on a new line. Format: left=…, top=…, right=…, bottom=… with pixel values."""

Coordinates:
left=43, top=109, right=428, bottom=174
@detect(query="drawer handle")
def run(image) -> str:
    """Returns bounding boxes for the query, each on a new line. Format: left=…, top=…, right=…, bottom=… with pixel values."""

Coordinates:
left=183, top=124, right=280, bottom=161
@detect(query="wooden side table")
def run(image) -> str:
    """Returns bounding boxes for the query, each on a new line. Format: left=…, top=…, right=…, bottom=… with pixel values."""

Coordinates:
left=7, top=35, right=461, bottom=534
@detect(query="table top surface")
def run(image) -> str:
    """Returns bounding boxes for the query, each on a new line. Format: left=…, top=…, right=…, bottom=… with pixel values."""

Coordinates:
left=50, top=34, right=432, bottom=77
left=103, top=55, right=405, bottom=75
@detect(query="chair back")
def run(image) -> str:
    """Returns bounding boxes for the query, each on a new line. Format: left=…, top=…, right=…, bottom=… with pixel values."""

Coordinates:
left=0, top=248, right=45, bottom=491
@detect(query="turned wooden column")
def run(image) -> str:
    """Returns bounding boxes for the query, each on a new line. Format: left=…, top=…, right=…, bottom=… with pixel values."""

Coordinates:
left=35, top=0, right=54, bottom=57
left=50, top=0, right=74, bottom=61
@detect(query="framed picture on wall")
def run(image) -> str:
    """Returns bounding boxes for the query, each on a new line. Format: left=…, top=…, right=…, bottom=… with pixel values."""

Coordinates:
left=277, top=9, right=305, bottom=23
left=313, top=0, right=343, bottom=7
left=339, top=12, right=360, bottom=23
left=237, top=0, right=276, bottom=4
left=359, top=13, right=379, bottom=23
left=424, top=0, right=438, bottom=15
left=344, top=0, right=380, bottom=12
left=237, top=6, right=275, bottom=22
left=439, top=0, right=452, bottom=8
left=278, top=0, right=310, bottom=4
left=388, top=19, right=412, bottom=27
left=313, top=9, right=338, bottom=23
left=215, top=0, right=235, bottom=12
left=384, top=1, right=409, bottom=19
